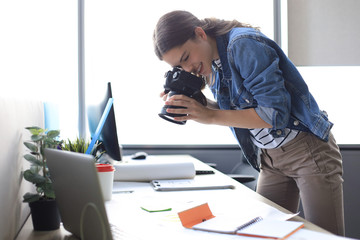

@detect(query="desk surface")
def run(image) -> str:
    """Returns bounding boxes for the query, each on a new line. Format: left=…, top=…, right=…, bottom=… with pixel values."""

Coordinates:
left=16, top=155, right=332, bottom=240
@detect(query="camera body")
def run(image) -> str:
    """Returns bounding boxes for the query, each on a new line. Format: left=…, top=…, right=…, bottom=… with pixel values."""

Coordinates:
left=159, top=67, right=207, bottom=125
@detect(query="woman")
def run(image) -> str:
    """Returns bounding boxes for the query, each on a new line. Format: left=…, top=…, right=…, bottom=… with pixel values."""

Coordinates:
left=153, top=10, right=344, bottom=235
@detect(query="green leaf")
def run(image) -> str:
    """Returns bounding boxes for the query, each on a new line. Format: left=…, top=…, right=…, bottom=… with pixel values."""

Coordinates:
left=43, top=182, right=55, bottom=199
left=23, top=126, right=59, bottom=200
left=23, top=170, right=46, bottom=184
left=44, top=138, right=57, bottom=147
left=31, top=134, right=44, bottom=142
left=30, top=165, right=42, bottom=174
left=47, top=130, right=60, bottom=139
left=23, top=192, right=41, bottom=203
left=24, top=142, right=38, bottom=152
left=61, top=137, right=90, bottom=153
left=24, top=154, right=42, bottom=166
left=25, top=126, right=42, bottom=135
left=44, top=190, right=56, bottom=199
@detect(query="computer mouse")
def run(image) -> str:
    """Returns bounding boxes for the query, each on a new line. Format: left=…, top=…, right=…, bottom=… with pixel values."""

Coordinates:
left=131, top=151, right=148, bottom=160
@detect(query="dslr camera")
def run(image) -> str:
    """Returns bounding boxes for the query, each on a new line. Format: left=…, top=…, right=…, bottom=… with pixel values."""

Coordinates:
left=159, top=67, right=207, bottom=125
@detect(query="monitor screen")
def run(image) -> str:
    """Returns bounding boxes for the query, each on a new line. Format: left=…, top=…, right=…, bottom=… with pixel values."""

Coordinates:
left=87, top=82, right=122, bottom=161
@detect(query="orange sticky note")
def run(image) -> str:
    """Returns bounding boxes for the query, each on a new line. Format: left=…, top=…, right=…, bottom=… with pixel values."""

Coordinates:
left=178, top=203, right=215, bottom=228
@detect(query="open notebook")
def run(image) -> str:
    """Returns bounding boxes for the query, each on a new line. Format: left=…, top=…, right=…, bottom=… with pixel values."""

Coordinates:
left=178, top=203, right=304, bottom=239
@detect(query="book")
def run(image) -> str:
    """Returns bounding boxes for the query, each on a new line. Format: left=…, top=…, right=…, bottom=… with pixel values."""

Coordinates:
left=178, top=203, right=304, bottom=238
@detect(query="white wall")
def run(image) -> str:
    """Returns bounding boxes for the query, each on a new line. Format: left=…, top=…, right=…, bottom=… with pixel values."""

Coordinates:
left=288, top=0, right=360, bottom=66
left=0, top=98, right=44, bottom=240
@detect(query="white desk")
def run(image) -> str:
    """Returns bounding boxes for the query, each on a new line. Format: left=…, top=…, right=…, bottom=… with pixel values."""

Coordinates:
left=16, top=155, right=332, bottom=240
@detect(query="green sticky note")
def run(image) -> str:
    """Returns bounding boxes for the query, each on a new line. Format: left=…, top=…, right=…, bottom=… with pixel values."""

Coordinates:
left=140, top=205, right=172, bottom=213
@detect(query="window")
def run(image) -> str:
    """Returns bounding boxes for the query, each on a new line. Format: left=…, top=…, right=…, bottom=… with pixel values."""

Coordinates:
left=3, top=1, right=356, bottom=145
left=296, top=66, right=360, bottom=144
left=85, top=0, right=274, bottom=145
left=284, top=0, right=360, bottom=145
left=0, top=0, right=78, bottom=138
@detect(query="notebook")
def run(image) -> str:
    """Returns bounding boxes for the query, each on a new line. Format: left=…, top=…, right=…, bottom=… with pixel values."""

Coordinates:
left=178, top=203, right=304, bottom=238
left=45, top=148, right=137, bottom=240
left=236, top=218, right=304, bottom=239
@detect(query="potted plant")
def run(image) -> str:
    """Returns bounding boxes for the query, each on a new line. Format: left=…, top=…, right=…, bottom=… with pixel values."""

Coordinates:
left=61, top=137, right=90, bottom=153
left=22, top=126, right=62, bottom=231
left=61, top=137, right=104, bottom=161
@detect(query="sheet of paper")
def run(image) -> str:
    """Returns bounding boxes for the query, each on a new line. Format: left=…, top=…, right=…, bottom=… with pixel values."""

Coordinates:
left=192, top=214, right=261, bottom=234
left=288, top=228, right=357, bottom=240
left=236, top=219, right=304, bottom=238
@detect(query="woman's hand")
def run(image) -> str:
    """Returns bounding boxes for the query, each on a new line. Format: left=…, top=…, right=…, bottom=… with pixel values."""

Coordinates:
left=164, top=94, right=215, bottom=124
left=161, top=92, right=272, bottom=129
left=160, top=91, right=168, bottom=101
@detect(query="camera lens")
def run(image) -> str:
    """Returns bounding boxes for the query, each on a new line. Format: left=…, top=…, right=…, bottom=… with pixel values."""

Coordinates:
left=158, top=91, right=187, bottom=125
left=158, top=67, right=206, bottom=125
left=172, top=72, right=179, bottom=79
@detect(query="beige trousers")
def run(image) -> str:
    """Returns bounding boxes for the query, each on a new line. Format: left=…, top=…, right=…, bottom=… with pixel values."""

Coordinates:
left=256, top=131, right=345, bottom=236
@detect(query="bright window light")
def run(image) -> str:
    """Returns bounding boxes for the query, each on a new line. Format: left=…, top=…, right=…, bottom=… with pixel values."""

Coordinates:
left=296, top=66, right=360, bottom=145
left=85, top=0, right=274, bottom=145
left=0, top=0, right=78, bottom=139
left=4, top=1, right=356, bottom=145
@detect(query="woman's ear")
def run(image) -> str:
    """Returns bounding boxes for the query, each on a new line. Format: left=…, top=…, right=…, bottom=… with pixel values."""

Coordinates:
left=194, top=27, right=207, bottom=40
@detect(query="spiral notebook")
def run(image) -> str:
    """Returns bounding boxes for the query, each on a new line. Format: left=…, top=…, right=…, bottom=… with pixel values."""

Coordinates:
left=236, top=218, right=304, bottom=239
left=178, top=203, right=304, bottom=238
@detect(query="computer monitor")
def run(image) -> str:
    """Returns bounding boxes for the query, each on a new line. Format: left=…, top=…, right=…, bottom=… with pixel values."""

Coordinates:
left=87, top=82, right=122, bottom=161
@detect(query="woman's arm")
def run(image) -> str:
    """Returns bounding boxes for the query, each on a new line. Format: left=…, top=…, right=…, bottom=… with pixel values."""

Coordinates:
left=229, top=37, right=291, bottom=130
left=210, top=108, right=272, bottom=128
left=165, top=94, right=272, bottom=129
left=206, top=98, right=220, bottom=110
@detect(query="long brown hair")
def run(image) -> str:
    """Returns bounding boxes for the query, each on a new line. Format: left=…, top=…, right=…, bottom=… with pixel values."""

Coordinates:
left=153, top=10, right=257, bottom=60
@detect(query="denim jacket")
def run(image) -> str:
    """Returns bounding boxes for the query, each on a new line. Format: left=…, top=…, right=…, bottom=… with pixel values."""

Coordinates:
left=210, top=28, right=333, bottom=171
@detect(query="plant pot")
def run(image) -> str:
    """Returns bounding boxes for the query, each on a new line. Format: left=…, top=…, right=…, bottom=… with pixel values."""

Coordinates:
left=29, top=198, right=61, bottom=231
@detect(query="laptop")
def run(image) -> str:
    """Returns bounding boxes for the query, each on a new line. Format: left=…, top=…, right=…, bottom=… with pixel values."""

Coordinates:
left=45, top=148, right=135, bottom=240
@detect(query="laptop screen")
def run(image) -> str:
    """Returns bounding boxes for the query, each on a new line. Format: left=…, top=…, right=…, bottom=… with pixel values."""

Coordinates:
left=45, top=148, right=113, bottom=240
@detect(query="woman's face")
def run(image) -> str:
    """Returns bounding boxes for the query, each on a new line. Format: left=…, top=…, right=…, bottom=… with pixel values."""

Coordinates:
left=162, top=27, right=217, bottom=78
